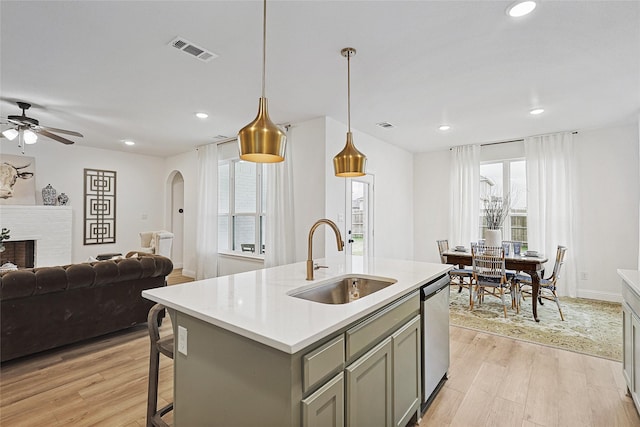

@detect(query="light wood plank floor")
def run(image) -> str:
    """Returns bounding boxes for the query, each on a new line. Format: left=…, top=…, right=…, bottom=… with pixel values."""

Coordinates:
left=1, top=270, right=638, bottom=426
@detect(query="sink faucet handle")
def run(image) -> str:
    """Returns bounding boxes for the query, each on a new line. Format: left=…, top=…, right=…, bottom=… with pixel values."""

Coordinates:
left=314, top=263, right=328, bottom=270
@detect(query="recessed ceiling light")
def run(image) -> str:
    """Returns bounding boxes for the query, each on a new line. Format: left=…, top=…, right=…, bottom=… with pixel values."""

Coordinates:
left=506, top=1, right=537, bottom=17
left=439, top=125, right=451, bottom=131
left=529, top=108, right=545, bottom=115
left=124, top=140, right=135, bottom=146
left=195, top=112, right=209, bottom=119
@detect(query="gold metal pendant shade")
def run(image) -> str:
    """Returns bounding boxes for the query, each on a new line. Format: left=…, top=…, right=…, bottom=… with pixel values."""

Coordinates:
left=237, top=0, right=286, bottom=163
left=238, top=98, right=286, bottom=162
left=334, top=47, right=367, bottom=177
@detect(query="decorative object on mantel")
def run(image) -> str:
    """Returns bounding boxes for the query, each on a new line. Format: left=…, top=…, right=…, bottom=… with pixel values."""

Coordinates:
left=0, top=228, right=10, bottom=253
left=0, top=154, right=36, bottom=205
left=42, top=184, right=57, bottom=205
left=482, top=192, right=512, bottom=247
left=84, top=168, right=117, bottom=245
left=57, top=192, right=69, bottom=206
left=0, top=262, right=18, bottom=273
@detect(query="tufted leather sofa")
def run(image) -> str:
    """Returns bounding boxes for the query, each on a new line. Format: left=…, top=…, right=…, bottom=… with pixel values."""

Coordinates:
left=0, top=252, right=173, bottom=362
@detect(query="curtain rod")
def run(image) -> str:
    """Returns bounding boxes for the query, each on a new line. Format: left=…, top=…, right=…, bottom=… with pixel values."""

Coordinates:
left=450, top=131, right=578, bottom=150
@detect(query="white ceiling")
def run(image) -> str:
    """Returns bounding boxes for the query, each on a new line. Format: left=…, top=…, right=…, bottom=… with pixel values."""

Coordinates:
left=1, top=1, right=638, bottom=158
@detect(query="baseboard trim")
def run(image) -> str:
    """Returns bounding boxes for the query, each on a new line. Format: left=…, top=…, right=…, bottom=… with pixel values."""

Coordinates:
left=173, top=262, right=183, bottom=269
left=577, top=289, right=622, bottom=303
left=181, top=269, right=196, bottom=279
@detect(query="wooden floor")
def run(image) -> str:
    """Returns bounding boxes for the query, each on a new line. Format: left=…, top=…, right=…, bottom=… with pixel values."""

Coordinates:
left=1, top=269, right=638, bottom=426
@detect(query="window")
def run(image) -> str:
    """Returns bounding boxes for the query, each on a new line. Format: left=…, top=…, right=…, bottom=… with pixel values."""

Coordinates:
left=479, top=160, right=528, bottom=249
left=218, top=158, right=265, bottom=256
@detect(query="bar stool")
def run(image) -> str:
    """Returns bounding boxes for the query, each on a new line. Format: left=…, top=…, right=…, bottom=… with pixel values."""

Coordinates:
left=147, top=304, right=174, bottom=427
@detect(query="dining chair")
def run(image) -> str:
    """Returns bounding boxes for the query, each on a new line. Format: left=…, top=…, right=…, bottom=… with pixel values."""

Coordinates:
left=436, top=239, right=473, bottom=293
left=517, top=245, right=567, bottom=321
left=471, top=245, right=518, bottom=318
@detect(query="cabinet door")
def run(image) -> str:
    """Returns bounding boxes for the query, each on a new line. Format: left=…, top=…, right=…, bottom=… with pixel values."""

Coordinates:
left=631, top=312, right=640, bottom=409
left=346, top=337, right=392, bottom=427
left=302, top=372, right=344, bottom=427
left=623, top=302, right=633, bottom=389
left=392, top=315, right=421, bottom=427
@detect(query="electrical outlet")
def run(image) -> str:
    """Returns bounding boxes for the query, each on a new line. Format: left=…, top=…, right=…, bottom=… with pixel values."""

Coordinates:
left=580, top=272, right=589, bottom=281
left=178, top=326, right=188, bottom=356
left=141, top=213, right=148, bottom=220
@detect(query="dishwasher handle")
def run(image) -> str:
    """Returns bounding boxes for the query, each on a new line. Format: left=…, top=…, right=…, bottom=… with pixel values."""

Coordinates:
left=422, top=274, right=450, bottom=300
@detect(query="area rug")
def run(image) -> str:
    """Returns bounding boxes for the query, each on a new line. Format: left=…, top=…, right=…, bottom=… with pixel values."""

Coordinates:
left=449, top=287, right=622, bottom=361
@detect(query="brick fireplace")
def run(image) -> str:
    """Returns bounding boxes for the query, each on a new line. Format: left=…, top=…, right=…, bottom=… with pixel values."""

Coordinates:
left=1, top=240, right=35, bottom=268
left=0, top=206, right=72, bottom=267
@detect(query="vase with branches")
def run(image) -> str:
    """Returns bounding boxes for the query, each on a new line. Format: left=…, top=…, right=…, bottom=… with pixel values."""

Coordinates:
left=483, top=193, right=512, bottom=230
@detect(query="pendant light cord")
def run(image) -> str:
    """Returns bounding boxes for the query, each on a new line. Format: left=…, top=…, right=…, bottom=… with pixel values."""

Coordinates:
left=262, top=0, right=267, bottom=99
left=347, top=50, right=351, bottom=132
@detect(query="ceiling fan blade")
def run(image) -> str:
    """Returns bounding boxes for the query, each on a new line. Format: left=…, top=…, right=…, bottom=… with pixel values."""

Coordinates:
left=39, top=125, right=83, bottom=137
left=37, top=129, right=75, bottom=145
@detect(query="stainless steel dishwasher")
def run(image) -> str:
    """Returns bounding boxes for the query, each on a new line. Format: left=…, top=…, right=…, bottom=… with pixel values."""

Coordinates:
left=421, top=273, right=450, bottom=411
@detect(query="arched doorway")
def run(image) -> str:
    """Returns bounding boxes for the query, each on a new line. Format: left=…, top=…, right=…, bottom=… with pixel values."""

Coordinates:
left=168, top=171, right=185, bottom=268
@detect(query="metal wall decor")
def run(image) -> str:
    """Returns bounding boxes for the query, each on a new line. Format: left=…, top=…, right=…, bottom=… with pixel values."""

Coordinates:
left=83, top=168, right=116, bottom=245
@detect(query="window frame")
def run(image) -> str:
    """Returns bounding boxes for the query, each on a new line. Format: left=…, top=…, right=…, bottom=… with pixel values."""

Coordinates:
left=218, top=158, right=265, bottom=258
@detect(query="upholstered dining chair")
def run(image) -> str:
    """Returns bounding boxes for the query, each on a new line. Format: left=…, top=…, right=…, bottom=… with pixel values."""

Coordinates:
left=471, top=245, right=518, bottom=318
left=517, top=245, right=567, bottom=321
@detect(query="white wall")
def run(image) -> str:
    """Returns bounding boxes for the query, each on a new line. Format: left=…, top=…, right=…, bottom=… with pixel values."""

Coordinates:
left=164, top=149, right=198, bottom=276
left=0, top=142, right=166, bottom=263
left=412, top=122, right=640, bottom=301
left=413, top=149, right=451, bottom=263
left=575, top=124, right=639, bottom=301
left=325, top=117, right=415, bottom=260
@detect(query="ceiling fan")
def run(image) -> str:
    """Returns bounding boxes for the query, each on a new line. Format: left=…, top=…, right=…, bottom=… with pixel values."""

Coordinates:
left=1, top=101, right=83, bottom=149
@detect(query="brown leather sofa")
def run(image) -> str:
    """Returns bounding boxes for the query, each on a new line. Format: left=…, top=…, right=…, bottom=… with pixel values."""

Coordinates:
left=0, top=252, right=173, bottom=362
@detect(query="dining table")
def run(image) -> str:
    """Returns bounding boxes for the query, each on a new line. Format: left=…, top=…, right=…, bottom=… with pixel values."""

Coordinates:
left=442, top=248, right=548, bottom=322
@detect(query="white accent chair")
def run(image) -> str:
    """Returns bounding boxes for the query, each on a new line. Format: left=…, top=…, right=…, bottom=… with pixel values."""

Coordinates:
left=140, top=231, right=174, bottom=259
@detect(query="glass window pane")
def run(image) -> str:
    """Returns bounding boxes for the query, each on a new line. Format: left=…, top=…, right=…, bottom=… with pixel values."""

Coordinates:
left=218, top=215, right=229, bottom=251
left=218, top=163, right=229, bottom=214
left=234, top=161, right=257, bottom=213
left=261, top=165, right=267, bottom=214
left=260, top=215, right=265, bottom=254
left=510, top=160, right=527, bottom=210
left=233, top=215, right=255, bottom=252
left=480, top=163, right=503, bottom=199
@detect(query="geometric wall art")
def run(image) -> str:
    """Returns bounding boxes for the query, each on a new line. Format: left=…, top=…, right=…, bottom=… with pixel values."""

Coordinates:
left=83, top=168, right=117, bottom=245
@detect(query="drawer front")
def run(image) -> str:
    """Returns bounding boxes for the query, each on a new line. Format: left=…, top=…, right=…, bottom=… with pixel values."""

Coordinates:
left=303, top=335, right=345, bottom=393
left=346, top=291, right=419, bottom=361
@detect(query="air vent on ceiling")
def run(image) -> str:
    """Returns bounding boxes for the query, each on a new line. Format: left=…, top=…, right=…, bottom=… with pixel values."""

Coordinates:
left=169, top=37, right=218, bottom=62
left=376, top=121, right=395, bottom=129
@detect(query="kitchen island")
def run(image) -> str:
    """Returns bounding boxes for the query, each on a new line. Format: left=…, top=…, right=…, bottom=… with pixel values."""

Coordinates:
left=143, top=257, right=450, bottom=427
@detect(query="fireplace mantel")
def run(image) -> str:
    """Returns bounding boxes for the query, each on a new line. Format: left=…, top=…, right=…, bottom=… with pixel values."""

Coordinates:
left=0, top=205, right=72, bottom=267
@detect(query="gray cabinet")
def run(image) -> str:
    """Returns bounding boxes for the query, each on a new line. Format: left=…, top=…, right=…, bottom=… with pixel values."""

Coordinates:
left=345, top=337, right=393, bottom=427
left=623, top=302, right=633, bottom=389
left=392, top=315, right=421, bottom=427
left=302, top=372, right=344, bottom=427
left=621, top=273, right=640, bottom=413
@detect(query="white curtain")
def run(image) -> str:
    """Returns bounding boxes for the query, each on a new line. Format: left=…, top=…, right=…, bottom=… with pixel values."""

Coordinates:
left=195, top=143, right=218, bottom=280
left=449, top=144, right=480, bottom=247
left=525, top=132, right=577, bottom=297
left=265, top=128, right=296, bottom=267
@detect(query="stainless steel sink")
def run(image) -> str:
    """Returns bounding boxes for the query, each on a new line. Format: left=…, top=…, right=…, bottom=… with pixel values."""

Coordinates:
left=289, top=275, right=397, bottom=304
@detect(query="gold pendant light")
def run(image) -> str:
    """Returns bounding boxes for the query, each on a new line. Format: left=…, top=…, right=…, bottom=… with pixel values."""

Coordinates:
left=238, top=0, right=286, bottom=163
left=333, top=47, right=366, bottom=177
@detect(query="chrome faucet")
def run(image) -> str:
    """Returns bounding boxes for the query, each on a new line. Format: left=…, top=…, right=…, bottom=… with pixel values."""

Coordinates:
left=307, top=219, right=344, bottom=280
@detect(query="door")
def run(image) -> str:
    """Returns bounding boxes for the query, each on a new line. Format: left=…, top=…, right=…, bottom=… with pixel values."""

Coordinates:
left=346, top=336, right=392, bottom=427
left=171, top=172, right=184, bottom=267
left=302, top=372, right=344, bottom=427
left=345, top=175, right=374, bottom=267
left=393, top=315, right=421, bottom=427
left=623, top=302, right=633, bottom=388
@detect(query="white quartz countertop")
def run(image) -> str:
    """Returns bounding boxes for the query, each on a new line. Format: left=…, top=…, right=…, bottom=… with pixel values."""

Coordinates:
left=619, top=269, right=640, bottom=297
left=143, top=257, right=450, bottom=354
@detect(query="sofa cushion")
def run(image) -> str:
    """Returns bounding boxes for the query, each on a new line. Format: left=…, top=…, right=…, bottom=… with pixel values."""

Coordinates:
left=94, top=261, right=119, bottom=286
left=0, top=270, right=36, bottom=299
left=66, top=263, right=96, bottom=289
left=116, top=258, right=143, bottom=281
left=34, top=267, right=68, bottom=294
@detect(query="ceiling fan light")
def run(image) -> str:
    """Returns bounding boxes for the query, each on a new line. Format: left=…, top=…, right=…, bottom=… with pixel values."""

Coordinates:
left=2, top=128, right=19, bottom=141
left=23, top=129, right=38, bottom=144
